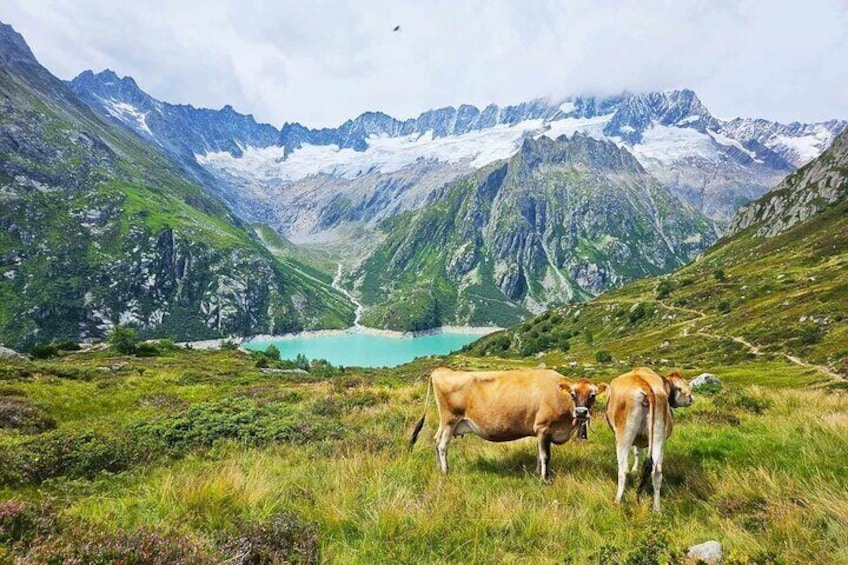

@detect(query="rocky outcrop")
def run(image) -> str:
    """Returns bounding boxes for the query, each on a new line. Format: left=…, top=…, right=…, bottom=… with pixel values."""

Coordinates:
left=728, top=129, right=848, bottom=238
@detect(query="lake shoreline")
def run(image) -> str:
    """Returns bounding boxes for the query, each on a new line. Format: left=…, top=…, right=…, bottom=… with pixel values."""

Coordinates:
left=179, top=325, right=503, bottom=350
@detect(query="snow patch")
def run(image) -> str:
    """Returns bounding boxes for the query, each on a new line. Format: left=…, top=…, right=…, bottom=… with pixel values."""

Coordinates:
left=103, top=100, right=153, bottom=136
left=199, top=114, right=615, bottom=183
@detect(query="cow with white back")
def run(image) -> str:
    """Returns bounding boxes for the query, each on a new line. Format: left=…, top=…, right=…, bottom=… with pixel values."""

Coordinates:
left=605, top=367, right=693, bottom=512
left=408, top=367, right=607, bottom=480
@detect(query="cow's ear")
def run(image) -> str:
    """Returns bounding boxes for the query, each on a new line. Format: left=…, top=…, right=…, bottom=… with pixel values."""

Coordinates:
left=597, top=383, right=609, bottom=395
left=558, top=382, right=575, bottom=393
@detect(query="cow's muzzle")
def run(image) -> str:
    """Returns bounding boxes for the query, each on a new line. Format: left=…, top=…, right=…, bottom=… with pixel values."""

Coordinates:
left=574, top=407, right=591, bottom=440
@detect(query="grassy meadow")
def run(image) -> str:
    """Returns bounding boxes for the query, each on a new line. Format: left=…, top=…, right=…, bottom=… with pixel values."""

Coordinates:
left=1, top=339, right=846, bottom=564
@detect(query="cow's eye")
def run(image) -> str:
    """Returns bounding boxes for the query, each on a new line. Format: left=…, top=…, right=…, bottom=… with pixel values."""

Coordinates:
left=590, top=392, right=596, bottom=398
left=571, top=391, right=577, bottom=398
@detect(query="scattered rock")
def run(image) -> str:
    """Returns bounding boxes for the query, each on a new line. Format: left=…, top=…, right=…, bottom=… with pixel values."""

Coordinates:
left=690, top=373, right=722, bottom=390
left=260, top=368, right=309, bottom=375
left=661, top=340, right=670, bottom=348
left=535, top=362, right=547, bottom=369
left=0, top=346, right=23, bottom=360
left=569, top=361, right=578, bottom=367
left=687, top=540, right=722, bottom=563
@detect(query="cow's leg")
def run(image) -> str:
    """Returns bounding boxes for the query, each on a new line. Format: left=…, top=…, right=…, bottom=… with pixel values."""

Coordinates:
left=614, top=440, right=631, bottom=503
left=614, top=418, right=640, bottom=503
left=536, top=433, right=552, bottom=481
left=436, top=422, right=456, bottom=474
left=433, top=426, right=444, bottom=471
left=651, top=439, right=665, bottom=513
left=630, top=446, right=642, bottom=473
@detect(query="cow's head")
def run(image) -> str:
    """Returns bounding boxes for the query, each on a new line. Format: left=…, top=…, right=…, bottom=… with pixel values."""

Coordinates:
left=560, top=379, right=609, bottom=439
left=665, top=371, right=693, bottom=408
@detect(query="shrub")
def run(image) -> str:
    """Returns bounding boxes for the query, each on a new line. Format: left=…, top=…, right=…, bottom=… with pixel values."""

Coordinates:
left=264, top=344, right=281, bottom=361
left=0, top=396, right=57, bottom=434
left=109, top=326, right=138, bottom=355
left=0, top=430, right=154, bottom=486
left=583, top=329, right=594, bottom=345
left=799, top=324, right=823, bottom=345
left=294, top=353, right=310, bottom=371
left=55, top=341, right=81, bottom=351
left=680, top=276, right=695, bottom=287
left=131, top=398, right=343, bottom=452
left=596, top=350, right=613, bottom=363
left=225, top=511, right=320, bottom=565
left=628, top=303, right=647, bottom=323
left=656, top=280, right=672, bottom=300
left=718, top=300, right=732, bottom=314
left=135, top=342, right=161, bottom=357
left=30, top=343, right=59, bottom=359
left=220, top=339, right=239, bottom=351
left=0, top=500, right=51, bottom=545
left=714, top=269, right=727, bottom=281
left=22, top=525, right=214, bottom=565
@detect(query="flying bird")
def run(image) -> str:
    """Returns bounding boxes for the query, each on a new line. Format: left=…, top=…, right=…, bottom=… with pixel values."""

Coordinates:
left=393, top=25, right=401, bottom=32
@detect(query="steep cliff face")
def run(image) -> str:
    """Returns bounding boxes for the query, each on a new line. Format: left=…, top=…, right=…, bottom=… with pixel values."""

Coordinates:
left=728, top=129, right=848, bottom=238
left=351, top=134, right=717, bottom=331
left=0, top=23, right=353, bottom=348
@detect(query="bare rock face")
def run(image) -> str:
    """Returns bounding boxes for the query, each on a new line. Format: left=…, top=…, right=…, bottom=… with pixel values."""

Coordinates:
left=0, top=346, right=23, bottom=360
left=687, top=540, right=723, bottom=563
left=728, top=129, right=848, bottom=238
left=690, top=373, right=722, bottom=390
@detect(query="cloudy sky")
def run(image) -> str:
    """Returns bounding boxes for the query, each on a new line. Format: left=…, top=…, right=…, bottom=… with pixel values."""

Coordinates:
left=2, top=0, right=847, bottom=128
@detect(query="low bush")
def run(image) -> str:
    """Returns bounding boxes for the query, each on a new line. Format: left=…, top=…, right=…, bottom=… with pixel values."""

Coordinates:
left=0, top=396, right=57, bottom=434
left=628, top=303, right=647, bottom=323
left=595, top=350, right=613, bottom=363
left=0, top=500, right=53, bottom=545
left=656, top=280, right=672, bottom=299
left=225, top=511, right=319, bottom=565
left=29, top=343, right=59, bottom=359
left=0, top=430, right=155, bottom=486
left=109, top=326, right=139, bottom=355
left=132, top=397, right=344, bottom=452
left=264, top=344, right=281, bottom=361
left=55, top=341, right=81, bottom=351
left=135, top=342, right=161, bottom=357
left=21, top=525, right=214, bottom=565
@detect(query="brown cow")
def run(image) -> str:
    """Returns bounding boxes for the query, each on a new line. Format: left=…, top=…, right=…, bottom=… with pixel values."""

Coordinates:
left=605, top=367, right=692, bottom=512
left=408, top=367, right=607, bottom=479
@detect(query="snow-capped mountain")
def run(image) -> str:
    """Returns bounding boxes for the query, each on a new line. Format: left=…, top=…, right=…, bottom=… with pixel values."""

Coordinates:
left=70, top=70, right=846, bottom=238
left=69, top=70, right=279, bottom=158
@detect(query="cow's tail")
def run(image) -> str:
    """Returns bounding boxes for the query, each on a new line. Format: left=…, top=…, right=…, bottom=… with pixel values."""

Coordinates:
left=408, top=372, right=433, bottom=452
left=637, top=386, right=656, bottom=497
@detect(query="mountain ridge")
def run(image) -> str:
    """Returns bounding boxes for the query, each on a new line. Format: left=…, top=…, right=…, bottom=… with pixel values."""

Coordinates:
left=350, top=133, right=717, bottom=331
left=0, top=22, right=354, bottom=349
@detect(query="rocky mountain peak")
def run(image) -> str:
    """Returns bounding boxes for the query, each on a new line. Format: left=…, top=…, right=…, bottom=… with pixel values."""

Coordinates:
left=0, top=22, right=38, bottom=71
left=519, top=133, right=646, bottom=174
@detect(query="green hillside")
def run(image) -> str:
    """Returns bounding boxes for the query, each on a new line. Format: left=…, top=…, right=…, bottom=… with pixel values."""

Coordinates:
left=468, top=132, right=848, bottom=378
left=0, top=24, right=354, bottom=348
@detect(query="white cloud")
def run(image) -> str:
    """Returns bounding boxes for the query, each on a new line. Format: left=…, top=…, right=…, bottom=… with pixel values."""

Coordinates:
left=1, top=0, right=846, bottom=127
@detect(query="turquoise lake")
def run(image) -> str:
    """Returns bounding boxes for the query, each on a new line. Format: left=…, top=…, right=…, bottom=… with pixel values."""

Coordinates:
left=244, top=331, right=486, bottom=368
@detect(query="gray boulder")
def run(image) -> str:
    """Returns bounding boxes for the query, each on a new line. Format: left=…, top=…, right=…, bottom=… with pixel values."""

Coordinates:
left=0, top=346, right=23, bottom=360
left=690, top=373, right=722, bottom=390
left=687, top=540, right=722, bottom=563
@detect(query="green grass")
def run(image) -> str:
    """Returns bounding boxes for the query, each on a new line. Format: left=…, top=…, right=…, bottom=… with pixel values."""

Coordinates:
left=1, top=345, right=846, bottom=563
